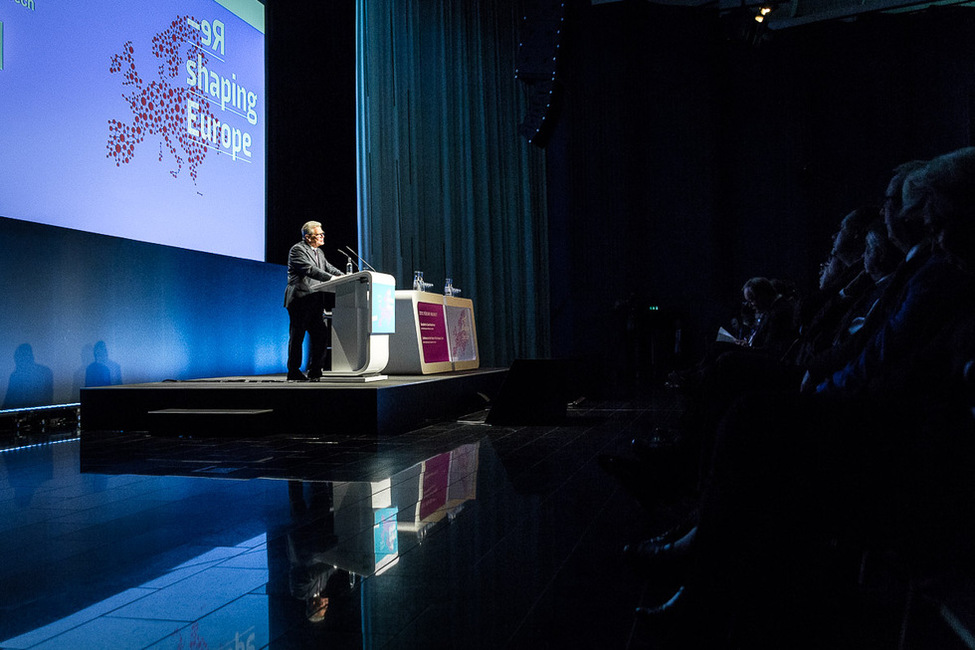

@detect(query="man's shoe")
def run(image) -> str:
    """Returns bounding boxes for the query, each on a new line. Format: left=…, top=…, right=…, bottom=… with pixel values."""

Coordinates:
left=287, top=371, right=309, bottom=381
left=307, top=369, right=323, bottom=380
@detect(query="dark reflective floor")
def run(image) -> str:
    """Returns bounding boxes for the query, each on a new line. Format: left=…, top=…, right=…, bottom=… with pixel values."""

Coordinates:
left=1, top=395, right=698, bottom=649
left=0, top=392, right=953, bottom=649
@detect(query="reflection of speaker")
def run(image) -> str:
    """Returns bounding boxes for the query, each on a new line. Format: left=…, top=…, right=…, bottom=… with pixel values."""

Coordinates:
left=486, top=359, right=571, bottom=425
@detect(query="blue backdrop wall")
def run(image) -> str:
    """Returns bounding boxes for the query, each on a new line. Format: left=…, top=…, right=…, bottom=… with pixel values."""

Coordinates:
left=0, top=217, right=288, bottom=409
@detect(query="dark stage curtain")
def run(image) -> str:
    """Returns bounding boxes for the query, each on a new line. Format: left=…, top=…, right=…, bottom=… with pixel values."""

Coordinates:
left=355, top=0, right=550, bottom=368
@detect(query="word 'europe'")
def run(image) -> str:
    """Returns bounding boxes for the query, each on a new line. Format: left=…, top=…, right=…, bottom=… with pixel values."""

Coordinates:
left=184, top=17, right=258, bottom=162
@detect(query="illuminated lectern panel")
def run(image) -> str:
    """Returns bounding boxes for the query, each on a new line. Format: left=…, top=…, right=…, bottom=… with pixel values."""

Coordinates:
left=312, top=271, right=396, bottom=380
left=444, top=295, right=479, bottom=371
left=386, top=290, right=480, bottom=375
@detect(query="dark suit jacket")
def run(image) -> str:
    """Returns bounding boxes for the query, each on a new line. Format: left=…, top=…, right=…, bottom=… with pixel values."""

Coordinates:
left=816, top=254, right=972, bottom=398
left=283, top=241, right=343, bottom=308
left=748, top=295, right=798, bottom=361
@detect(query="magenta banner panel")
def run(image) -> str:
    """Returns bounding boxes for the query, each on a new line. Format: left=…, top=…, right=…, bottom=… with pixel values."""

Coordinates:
left=417, top=301, right=450, bottom=364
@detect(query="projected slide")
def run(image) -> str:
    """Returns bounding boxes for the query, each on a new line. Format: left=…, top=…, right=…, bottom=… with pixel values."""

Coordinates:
left=0, top=0, right=265, bottom=261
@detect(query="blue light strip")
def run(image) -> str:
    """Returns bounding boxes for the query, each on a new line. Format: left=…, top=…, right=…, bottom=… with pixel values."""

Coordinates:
left=0, top=403, right=80, bottom=416
left=0, top=436, right=80, bottom=454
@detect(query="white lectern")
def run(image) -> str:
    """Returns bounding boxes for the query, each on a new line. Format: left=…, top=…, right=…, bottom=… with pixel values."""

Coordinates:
left=311, top=271, right=396, bottom=381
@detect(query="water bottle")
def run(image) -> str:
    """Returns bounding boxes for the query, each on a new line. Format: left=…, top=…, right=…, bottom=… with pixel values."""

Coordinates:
left=444, top=277, right=453, bottom=296
left=413, top=271, right=423, bottom=291
left=346, top=259, right=353, bottom=274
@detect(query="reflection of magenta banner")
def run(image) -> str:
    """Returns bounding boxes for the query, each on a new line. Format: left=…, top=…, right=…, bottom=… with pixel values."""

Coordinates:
left=417, top=301, right=450, bottom=364
left=447, top=443, right=479, bottom=501
left=419, top=452, right=451, bottom=521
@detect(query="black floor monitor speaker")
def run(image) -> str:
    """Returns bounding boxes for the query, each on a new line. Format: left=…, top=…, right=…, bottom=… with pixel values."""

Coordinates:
left=486, top=359, right=571, bottom=425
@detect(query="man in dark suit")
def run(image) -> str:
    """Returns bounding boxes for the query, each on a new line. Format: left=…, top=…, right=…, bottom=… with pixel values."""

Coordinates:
left=284, top=221, right=344, bottom=381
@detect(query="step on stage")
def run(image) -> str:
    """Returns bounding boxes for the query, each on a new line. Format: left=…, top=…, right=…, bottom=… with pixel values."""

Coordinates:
left=80, top=369, right=508, bottom=438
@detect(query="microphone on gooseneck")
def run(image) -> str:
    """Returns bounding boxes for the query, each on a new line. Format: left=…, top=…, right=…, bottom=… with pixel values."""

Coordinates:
left=338, top=249, right=355, bottom=274
left=346, top=246, right=377, bottom=272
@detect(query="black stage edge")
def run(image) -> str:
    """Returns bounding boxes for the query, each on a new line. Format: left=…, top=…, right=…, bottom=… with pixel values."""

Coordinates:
left=80, top=369, right=507, bottom=437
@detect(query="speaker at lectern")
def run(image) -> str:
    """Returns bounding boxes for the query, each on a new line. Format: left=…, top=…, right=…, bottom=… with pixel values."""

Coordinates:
left=310, top=271, right=396, bottom=380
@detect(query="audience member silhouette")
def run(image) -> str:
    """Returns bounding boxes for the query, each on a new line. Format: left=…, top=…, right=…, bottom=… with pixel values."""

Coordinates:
left=604, top=276, right=801, bottom=503
left=792, top=206, right=877, bottom=370
left=799, top=218, right=904, bottom=388
left=740, top=277, right=797, bottom=358
left=670, top=200, right=917, bottom=487
left=630, top=211, right=876, bottom=494
left=629, top=148, right=975, bottom=647
left=666, top=276, right=798, bottom=391
left=838, top=219, right=902, bottom=337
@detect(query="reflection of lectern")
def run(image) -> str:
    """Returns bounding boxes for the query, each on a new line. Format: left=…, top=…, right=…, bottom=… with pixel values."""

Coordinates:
left=311, top=271, right=396, bottom=381
left=386, top=290, right=479, bottom=375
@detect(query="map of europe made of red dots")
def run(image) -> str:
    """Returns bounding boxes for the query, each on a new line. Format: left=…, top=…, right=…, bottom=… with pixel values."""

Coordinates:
left=107, top=16, right=214, bottom=184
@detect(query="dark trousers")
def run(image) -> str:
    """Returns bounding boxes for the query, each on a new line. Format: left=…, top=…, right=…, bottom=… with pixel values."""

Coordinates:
left=287, top=294, right=330, bottom=374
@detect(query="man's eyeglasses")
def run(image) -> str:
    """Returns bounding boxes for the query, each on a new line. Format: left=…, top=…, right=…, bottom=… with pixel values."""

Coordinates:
left=309, top=233, right=325, bottom=238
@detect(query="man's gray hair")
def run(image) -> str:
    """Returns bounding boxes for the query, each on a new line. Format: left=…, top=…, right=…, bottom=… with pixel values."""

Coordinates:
left=301, top=221, right=322, bottom=237
left=903, top=147, right=975, bottom=235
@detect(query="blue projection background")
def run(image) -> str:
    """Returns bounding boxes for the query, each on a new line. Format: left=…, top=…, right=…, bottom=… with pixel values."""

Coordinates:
left=0, top=217, right=288, bottom=409
left=0, top=0, right=265, bottom=261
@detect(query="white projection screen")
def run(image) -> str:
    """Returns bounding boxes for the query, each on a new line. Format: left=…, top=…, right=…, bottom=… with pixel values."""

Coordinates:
left=0, top=0, right=266, bottom=261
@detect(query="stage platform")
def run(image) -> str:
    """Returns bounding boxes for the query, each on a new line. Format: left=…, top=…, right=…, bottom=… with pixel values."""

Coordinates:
left=80, top=368, right=507, bottom=438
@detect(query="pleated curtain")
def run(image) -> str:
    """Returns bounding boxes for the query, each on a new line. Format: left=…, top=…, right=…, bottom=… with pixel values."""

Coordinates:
left=355, top=0, right=550, bottom=367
